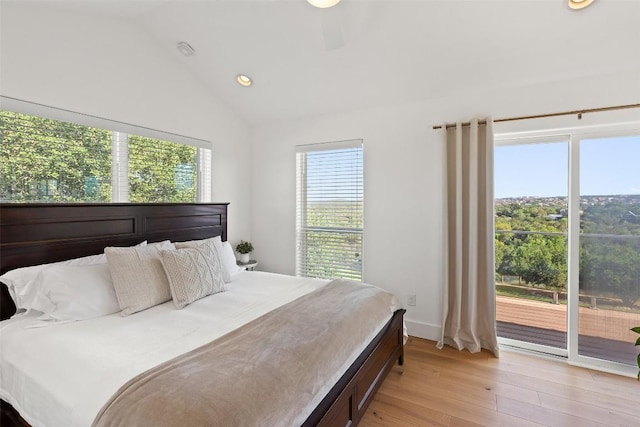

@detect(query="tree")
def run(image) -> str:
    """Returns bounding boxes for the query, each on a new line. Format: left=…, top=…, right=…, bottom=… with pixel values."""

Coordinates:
left=495, top=202, right=568, bottom=286
left=1, top=110, right=200, bottom=203
left=128, top=135, right=197, bottom=202
left=495, top=196, right=639, bottom=309
left=580, top=238, right=640, bottom=308
left=511, top=234, right=567, bottom=290
left=0, top=111, right=111, bottom=202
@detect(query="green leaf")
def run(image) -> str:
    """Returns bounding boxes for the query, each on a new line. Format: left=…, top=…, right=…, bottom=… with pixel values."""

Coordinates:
left=632, top=327, right=640, bottom=334
left=636, top=337, right=640, bottom=346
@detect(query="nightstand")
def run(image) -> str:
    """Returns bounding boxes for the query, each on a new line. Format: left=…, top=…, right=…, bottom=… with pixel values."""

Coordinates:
left=237, top=260, right=258, bottom=271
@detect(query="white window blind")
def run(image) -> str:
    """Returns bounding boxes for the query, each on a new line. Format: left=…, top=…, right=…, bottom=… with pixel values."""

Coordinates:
left=0, top=97, right=212, bottom=203
left=295, top=139, right=363, bottom=281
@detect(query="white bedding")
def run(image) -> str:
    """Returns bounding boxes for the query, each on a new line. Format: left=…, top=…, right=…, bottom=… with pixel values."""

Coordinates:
left=0, top=271, right=340, bottom=427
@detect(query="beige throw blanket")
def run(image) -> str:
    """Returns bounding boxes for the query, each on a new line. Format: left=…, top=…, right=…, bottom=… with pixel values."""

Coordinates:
left=92, top=280, right=402, bottom=427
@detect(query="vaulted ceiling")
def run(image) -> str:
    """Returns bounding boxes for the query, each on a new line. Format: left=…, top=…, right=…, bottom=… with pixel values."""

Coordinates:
left=23, top=0, right=640, bottom=125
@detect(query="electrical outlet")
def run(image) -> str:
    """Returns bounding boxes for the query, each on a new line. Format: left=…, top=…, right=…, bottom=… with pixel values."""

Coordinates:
left=407, top=294, right=416, bottom=307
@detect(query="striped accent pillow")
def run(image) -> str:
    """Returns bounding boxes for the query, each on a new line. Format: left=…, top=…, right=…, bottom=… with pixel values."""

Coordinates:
left=105, top=241, right=175, bottom=316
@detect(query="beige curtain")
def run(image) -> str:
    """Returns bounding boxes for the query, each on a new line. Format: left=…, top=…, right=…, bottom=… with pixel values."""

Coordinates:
left=437, top=118, right=499, bottom=357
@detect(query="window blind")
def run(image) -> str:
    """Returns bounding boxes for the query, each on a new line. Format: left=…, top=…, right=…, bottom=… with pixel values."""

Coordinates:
left=0, top=99, right=212, bottom=203
left=295, top=139, right=363, bottom=281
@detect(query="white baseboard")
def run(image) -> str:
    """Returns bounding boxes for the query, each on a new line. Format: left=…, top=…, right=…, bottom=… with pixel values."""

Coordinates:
left=404, top=319, right=441, bottom=341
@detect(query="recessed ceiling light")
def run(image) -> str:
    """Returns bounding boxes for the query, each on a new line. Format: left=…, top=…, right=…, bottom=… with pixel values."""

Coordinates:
left=236, top=74, right=253, bottom=87
left=568, top=0, right=594, bottom=10
left=176, top=41, right=195, bottom=57
left=306, top=0, right=341, bottom=8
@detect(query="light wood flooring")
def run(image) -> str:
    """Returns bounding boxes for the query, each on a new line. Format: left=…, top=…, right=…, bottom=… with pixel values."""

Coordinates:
left=360, top=337, right=640, bottom=427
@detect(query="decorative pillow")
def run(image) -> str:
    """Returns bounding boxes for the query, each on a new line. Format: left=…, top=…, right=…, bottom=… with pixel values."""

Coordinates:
left=30, top=263, right=120, bottom=322
left=222, top=242, right=242, bottom=277
left=105, top=241, right=175, bottom=316
left=175, top=236, right=230, bottom=283
left=159, top=244, right=226, bottom=309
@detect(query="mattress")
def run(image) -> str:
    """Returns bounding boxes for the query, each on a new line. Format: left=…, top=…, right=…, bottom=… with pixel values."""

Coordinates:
left=0, top=271, right=403, bottom=427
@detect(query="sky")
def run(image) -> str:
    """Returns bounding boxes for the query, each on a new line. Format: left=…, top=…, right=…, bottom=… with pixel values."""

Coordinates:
left=494, top=134, right=640, bottom=199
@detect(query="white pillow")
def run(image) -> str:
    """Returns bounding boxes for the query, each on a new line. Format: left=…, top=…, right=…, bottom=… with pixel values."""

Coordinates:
left=0, top=241, right=147, bottom=314
left=105, top=241, right=175, bottom=316
left=148, top=240, right=172, bottom=247
left=175, top=236, right=230, bottom=283
left=222, top=242, right=242, bottom=277
left=30, top=263, right=120, bottom=322
left=1, top=252, right=107, bottom=314
left=160, top=245, right=226, bottom=309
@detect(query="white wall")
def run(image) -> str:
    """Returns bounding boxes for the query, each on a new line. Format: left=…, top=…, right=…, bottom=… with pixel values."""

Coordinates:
left=251, top=70, right=640, bottom=340
left=0, top=2, right=252, bottom=242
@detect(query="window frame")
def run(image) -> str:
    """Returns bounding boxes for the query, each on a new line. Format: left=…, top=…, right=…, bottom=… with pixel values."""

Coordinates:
left=1, top=96, right=213, bottom=203
left=295, top=139, right=364, bottom=281
left=495, top=122, right=640, bottom=378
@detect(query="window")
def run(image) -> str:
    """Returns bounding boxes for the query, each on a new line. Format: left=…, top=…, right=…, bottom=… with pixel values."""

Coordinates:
left=0, top=99, right=211, bottom=203
left=296, top=140, right=363, bottom=281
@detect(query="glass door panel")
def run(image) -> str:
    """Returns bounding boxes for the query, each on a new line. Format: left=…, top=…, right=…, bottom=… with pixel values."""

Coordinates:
left=578, top=135, right=640, bottom=365
left=495, top=141, right=568, bottom=351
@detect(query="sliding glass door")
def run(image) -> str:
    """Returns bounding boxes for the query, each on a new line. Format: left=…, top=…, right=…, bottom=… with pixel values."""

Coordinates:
left=494, top=138, right=569, bottom=356
left=496, top=128, right=640, bottom=375
left=573, top=134, right=640, bottom=368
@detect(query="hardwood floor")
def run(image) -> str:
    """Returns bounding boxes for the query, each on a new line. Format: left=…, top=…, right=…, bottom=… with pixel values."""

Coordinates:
left=361, top=337, right=640, bottom=427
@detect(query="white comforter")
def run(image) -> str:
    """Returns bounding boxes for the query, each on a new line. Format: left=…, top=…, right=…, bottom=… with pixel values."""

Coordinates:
left=0, top=272, right=335, bottom=427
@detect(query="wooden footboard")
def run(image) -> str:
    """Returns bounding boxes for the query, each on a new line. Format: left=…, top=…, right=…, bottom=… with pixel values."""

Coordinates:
left=303, top=308, right=406, bottom=427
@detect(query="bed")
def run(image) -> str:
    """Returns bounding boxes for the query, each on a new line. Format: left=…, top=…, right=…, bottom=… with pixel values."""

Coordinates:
left=0, top=203, right=406, bottom=427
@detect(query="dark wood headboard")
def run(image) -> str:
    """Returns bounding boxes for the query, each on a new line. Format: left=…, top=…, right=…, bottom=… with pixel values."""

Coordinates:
left=0, top=203, right=229, bottom=319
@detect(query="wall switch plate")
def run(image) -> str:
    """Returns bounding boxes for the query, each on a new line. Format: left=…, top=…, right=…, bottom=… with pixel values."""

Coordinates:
left=407, top=294, right=416, bottom=307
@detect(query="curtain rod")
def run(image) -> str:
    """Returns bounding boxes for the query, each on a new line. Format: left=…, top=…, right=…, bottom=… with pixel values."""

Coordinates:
left=432, top=103, right=640, bottom=130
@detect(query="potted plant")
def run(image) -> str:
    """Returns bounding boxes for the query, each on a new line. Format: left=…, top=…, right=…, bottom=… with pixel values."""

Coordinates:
left=632, top=326, right=640, bottom=381
left=235, top=240, right=254, bottom=264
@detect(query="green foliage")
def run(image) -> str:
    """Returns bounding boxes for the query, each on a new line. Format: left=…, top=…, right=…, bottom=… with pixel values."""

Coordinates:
left=510, top=234, right=567, bottom=289
left=235, top=240, right=254, bottom=254
left=495, top=203, right=568, bottom=290
left=582, top=202, right=640, bottom=235
left=580, top=239, right=640, bottom=307
left=128, top=135, right=197, bottom=203
left=301, top=229, right=362, bottom=281
left=495, top=198, right=640, bottom=308
left=300, top=201, right=363, bottom=281
left=0, top=110, right=199, bottom=203
left=0, top=110, right=111, bottom=202
left=305, top=201, right=363, bottom=229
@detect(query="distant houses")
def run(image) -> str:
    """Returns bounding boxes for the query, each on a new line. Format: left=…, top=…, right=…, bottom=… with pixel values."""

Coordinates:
left=623, top=211, right=639, bottom=224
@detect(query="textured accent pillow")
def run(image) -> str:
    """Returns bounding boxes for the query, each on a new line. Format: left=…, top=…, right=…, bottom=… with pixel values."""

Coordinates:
left=160, top=245, right=226, bottom=309
left=30, top=263, right=120, bottom=322
left=175, top=236, right=230, bottom=283
left=105, top=241, right=175, bottom=316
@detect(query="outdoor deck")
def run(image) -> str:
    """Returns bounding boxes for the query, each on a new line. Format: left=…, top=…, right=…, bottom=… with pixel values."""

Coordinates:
left=496, top=296, right=639, bottom=365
